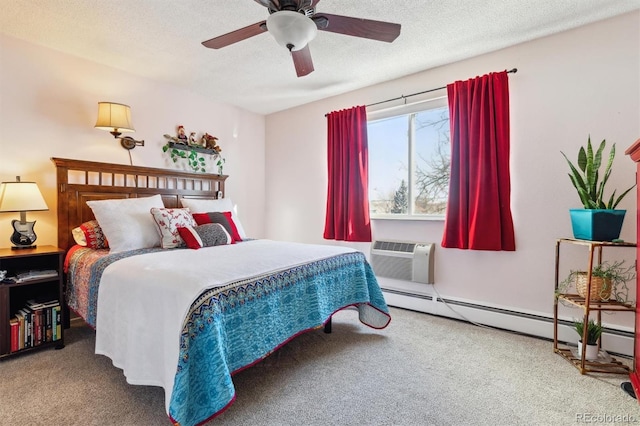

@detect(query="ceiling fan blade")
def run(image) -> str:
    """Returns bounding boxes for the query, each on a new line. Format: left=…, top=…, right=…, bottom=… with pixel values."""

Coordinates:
left=202, top=21, right=267, bottom=49
left=292, top=45, right=314, bottom=77
left=313, top=13, right=401, bottom=43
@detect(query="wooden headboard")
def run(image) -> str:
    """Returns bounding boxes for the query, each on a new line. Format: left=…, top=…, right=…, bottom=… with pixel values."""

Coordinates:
left=51, top=158, right=228, bottom=252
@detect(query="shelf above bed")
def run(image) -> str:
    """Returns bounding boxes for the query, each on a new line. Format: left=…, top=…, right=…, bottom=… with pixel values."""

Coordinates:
left=167, top=142, right=220, bottom=156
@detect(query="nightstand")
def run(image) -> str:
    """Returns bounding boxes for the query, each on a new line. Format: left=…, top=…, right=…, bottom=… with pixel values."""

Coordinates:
left=0, top=245, right=65, bottom=358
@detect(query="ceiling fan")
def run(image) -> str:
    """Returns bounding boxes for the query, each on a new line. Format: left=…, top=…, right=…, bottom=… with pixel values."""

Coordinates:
left=202, top=0, right=401, bottom=77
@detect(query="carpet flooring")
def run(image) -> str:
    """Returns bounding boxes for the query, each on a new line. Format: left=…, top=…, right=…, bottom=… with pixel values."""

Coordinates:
left=0, top=307, right=638, bottom=425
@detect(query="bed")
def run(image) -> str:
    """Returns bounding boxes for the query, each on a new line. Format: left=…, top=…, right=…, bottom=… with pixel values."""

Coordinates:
left=52, top=157, right=390, bottom=426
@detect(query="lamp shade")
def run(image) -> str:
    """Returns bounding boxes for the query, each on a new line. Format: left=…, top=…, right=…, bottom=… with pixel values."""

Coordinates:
left=266, top=10, right=317, bottom=51
left=0, top=181, right=49, bottom=212
left=94, top=102, right=135, bottom=133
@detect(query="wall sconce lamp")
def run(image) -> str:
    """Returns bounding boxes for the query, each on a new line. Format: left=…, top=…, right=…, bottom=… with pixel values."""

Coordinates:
left=94, top=102, right=145, bottom=150
left=0, top=176, right=49, bottom=249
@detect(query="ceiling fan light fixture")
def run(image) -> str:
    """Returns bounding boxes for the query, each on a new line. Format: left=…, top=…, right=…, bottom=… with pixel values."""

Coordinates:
left=266, top=10, right=317, bottom=51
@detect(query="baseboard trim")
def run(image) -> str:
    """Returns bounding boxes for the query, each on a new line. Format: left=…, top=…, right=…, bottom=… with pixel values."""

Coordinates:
left=381, top=286, right=634, bottom=357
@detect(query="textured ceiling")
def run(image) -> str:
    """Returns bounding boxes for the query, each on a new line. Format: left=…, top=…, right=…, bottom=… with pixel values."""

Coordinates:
left=1, top=0, right=638, bottom=115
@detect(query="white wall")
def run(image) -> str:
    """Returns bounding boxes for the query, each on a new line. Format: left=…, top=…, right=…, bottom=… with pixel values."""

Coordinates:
left=1, top=12, right=638, bottom=333
left=0, top=34, right=267, bottom=244
left=264, top=11, right=640, bottom=329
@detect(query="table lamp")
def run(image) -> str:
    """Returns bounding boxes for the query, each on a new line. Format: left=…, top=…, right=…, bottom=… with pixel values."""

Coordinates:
left=0, top=176, right=49, bottom=249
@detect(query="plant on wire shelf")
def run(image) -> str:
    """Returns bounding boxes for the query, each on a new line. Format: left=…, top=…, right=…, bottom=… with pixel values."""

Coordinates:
left=573, top=318, right=602, bottom=345
left=556, top=259, right=635, bottom=304
left=560, top=136, right=635, bottom=209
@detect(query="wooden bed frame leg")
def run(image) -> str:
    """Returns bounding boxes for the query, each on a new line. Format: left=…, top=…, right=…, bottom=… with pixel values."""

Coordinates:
left=324, top=316, right=332, bottom=334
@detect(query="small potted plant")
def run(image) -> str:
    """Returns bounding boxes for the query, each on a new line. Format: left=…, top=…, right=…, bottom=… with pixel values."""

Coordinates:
left=558, top=260, right=635, bottom=303
left=561, top=136, right=636, bottom=241
left=574, top=318, right=602, bottom=361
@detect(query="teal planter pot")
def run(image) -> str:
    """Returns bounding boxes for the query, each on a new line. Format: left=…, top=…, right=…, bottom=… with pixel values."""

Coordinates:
left=569, top=209, right=626, bottom=241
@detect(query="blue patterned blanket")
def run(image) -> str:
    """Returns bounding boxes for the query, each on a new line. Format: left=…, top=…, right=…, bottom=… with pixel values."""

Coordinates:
left=67, top=245, right=390, bottom=426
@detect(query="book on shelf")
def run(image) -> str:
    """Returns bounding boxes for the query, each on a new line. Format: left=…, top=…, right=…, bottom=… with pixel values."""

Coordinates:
left=10, top=318, right=19, bottom=353
left=45, top=307, right=52, bottom=342
left=54, top=305, right=61, bottom=341
left=46, top=302, right=60, bottom=342
left=15, top=270, right=58, bottom=283
left=11, top=301, right=61, bottom=349
left=18, top=308, right=32, bottom=349
left=14, top=311, right=25, bottom=350
left=37, top=308, right=43, bottom=346
left=26, top=299, right=59, bottom=310
left=52, top=305, right=57, bottom=341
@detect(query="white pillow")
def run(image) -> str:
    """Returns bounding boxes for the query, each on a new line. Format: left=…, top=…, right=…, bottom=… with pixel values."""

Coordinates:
left=87, top=194, right=165, bottom=253
left=180, top=197, right=246, bottom=239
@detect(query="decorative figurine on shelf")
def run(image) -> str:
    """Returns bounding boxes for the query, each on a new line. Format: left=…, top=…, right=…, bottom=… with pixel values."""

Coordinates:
left=176, top=125, right=188, bottom=144
left=163, top=125, right=189, bottom=145
left=162, top=127, right=224, bottom=174
left=202, top=133, right=222, bottom=153
left=163, top=133, right=179, bottom=143
left=189, top=132, right=198, bottom=146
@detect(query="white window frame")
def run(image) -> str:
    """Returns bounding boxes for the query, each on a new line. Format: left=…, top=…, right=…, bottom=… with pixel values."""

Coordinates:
left=367, top=96, right=449, bottom=221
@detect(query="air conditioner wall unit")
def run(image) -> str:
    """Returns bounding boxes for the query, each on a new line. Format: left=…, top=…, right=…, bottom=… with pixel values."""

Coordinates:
left=370, top=240, right=434, bottom=284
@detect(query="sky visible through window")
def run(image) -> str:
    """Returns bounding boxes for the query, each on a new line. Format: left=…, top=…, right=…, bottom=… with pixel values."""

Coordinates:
left=368, top=116, right=407, bottom=204
left=368, top=106, right=450, bottom=215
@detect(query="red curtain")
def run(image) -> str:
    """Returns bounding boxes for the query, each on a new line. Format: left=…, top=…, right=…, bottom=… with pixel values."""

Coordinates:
left=441, top=71, right=515, bottom=251
left=323, top=105, right=372, bottom=242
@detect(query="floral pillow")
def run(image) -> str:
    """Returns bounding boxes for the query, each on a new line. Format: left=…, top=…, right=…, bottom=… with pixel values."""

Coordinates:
left=150, top=207, right=196, bottom=249
left=71, top=220, right=109, bottom=249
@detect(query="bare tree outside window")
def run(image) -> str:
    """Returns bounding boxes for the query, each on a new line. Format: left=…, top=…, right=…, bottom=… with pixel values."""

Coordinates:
left=368, top=104, right=450, bottom=217
left=414, top=109, right=450, bottom=214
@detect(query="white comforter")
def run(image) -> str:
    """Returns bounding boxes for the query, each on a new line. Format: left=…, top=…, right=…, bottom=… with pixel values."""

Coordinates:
left=94, top=239, right=356, bottom=413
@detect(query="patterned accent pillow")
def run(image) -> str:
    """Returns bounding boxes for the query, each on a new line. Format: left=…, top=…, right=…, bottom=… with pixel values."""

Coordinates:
left=71, top=220, right=109, bottom=249
left=179, top=198, right=247, bottom=240
left=150, top=207, right=196, bottom=249
left=192, top=211, right=242, bottom=243
left=177, top=224, right=232, bottom=249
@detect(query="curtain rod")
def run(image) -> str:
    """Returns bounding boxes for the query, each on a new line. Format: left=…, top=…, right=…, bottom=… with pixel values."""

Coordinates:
left=366, top=68, right=518, bottom=108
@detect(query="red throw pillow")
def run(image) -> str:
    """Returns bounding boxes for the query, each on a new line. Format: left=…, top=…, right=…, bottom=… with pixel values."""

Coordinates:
left=192, top=212, right=242, bottom=243
left=177, top=224, right=232, bottom=249
left=221, top=212, right=242, bottom=242
left=177, top=225, right=203, bottom=249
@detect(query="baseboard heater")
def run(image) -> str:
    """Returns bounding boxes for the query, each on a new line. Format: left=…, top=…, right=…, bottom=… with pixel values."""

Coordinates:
left=381, top=286, right=634, bottom=357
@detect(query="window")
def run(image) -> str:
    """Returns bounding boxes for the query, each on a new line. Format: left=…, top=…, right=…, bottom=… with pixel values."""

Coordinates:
left=368, top=97, right=450, bottom=219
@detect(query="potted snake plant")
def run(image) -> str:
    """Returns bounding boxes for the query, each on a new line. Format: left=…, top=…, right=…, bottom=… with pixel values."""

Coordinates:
left=561, top=136, right=636, bottom=241
left=574, top=318, right=603, bottom=361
